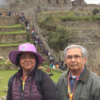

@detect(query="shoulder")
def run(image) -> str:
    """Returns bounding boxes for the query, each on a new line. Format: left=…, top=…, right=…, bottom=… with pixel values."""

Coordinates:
left=59, top=71, right=68, bottom=80
left=42, top=70, right=51, bottom=80
left=8, top=74, right=16, bottom=84
left=88, top=71, right=100, bottom=92
left=89, top=71, right=100, bottom=84
left=56, top=71, right=68, bottom=85
left=35, top=69, right=51, bottom=80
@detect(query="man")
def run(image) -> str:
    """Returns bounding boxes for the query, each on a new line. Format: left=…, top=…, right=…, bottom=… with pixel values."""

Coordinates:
left=56, top=44, right=100, bottom=100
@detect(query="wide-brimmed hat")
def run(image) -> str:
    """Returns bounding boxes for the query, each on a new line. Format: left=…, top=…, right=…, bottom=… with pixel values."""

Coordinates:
left=9, top=43, right=45, bottom=65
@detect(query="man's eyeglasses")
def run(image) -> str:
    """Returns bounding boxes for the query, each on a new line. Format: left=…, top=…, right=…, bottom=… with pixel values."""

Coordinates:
left=66, top=55, right=83, bottom=60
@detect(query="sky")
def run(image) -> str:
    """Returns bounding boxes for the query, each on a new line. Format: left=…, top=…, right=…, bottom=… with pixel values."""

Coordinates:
left=71, top=0, right=100, bottom=5
left=84, top=0, right=100, bottom=4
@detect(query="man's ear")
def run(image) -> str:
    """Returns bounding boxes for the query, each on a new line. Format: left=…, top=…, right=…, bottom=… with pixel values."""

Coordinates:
left=83, top=57, right=87, bottom=65
left=64, top=58, right=67, bottom=63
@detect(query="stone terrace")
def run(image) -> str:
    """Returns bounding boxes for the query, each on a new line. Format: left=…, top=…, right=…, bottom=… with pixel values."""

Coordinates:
left=0, top=15, right=29, bottom=59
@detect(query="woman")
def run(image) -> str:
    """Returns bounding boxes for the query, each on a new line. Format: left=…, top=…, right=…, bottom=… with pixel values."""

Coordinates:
left=7, top=43, right=58, bottom=100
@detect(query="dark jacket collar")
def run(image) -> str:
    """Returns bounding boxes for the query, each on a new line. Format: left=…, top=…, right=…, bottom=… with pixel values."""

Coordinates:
left=65, top=67, right=90, bottom=84
left=79, top=67, right=90, bottom=83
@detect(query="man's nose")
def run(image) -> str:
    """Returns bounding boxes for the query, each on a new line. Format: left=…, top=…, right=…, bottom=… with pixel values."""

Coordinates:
left=71, top=57, right=75, bottom=61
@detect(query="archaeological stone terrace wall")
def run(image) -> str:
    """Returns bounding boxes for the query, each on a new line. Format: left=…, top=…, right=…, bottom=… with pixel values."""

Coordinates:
left=0, top=27, right=24, bottom=32
left=0, top=46, right=18, bottom=59
left=0, top=6, right=10, bottom=13
left=9, top=0, right=72, bottom=26
left=0, top=33, right=28, bottom=44
left=0, top=64, right=19, bottom=70
left=10, top=0, right=72, bottom=12
left=0, top=15, right=19, bottom=26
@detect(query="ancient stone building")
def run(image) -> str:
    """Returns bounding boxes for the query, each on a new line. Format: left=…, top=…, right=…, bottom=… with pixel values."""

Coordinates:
left=9, top=0, right=72, bottom=11
left=72, top=0, right=86, bottom=6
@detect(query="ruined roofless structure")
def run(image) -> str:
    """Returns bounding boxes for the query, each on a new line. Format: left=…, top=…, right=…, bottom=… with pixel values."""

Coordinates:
left=9, top=0, right=86, bottom=9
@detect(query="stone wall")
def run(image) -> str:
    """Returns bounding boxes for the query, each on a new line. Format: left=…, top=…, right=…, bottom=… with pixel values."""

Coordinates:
left=0, top=27, right=24, bottom=32
left=0, top=15, right=19, bottom=26
left=0, top=33, right=28, bottom=44
left=62, top=21, right=100, bottom=76
left=10, top=0, right=72, bottom=12
left=0, top=64, right=19, bottom=70
left=0, top=6, right=10, bottom=13
left=72, top=0, right=85, bottom=6
left=61, top=21, right=100, bottom=29
left=0, top=46, right=18, bottom=59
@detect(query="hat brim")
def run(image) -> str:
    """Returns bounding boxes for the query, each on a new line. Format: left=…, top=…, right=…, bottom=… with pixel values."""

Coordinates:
left=9, top=50, right=45, bottom=65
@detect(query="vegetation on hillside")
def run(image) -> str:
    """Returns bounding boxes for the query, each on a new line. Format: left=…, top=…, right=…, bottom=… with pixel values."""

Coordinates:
left=38, top=10, right=100, bottom=51
left=38, top=16, right=74, bottom=51
left=92, top=8, right=99, bottom=15
left=58, top=13, right=100, bottom=21
left=39, top=11, right=100, bottom=22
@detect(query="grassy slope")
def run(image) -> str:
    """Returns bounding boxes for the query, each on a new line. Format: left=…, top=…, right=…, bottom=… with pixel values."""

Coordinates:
left=0, top=70, right=62, bottom=97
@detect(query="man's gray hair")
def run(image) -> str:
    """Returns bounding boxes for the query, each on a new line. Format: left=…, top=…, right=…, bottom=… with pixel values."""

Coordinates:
left=64, top=44, right=88, bottom=59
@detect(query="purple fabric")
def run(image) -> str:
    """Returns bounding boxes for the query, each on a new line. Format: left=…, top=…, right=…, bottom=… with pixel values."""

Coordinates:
left=9, top=43, right=45, bottom=64
left=11, top=69, right=58, bottom=100
left=12, top=70, right=42, bottom=100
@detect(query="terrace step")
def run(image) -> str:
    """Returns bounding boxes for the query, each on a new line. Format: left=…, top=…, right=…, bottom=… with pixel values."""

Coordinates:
left=0, top=42, right=32, bottom=59
left=0, top=26, right=24, bottom=32
left=0, top=32, right=28, bottom=44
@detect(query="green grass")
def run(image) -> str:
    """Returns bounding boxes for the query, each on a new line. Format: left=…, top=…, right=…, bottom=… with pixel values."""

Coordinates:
left=0, top=70, right=18, bottom=97
left=0, top=24, right=24, bottom=28
left=0, top=70, right=62, bottom=97
left=0, top=41, right=32, bottom=47
left=50, top=70, right=61, bottom=82
left=0, top=30, right=28, bottom=34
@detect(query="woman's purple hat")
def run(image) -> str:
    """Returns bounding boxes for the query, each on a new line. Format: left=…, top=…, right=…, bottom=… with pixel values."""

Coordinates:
left=9, top=43, right=45, bottom=65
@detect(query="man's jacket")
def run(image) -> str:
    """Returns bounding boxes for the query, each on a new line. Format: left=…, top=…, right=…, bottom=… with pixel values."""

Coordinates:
left=56, top=67, right=100, bottom=100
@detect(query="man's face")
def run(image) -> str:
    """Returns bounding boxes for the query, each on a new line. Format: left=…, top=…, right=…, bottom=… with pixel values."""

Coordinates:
left=65, top=48, right=86, bottom=71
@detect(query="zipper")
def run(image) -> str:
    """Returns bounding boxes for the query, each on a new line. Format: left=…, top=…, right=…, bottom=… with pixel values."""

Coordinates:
left=21, top=92, right=24, bottom=100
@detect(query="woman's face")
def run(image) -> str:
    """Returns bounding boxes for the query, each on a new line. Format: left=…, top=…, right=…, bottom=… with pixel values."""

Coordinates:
left=20, top=52, right=36, bottom=72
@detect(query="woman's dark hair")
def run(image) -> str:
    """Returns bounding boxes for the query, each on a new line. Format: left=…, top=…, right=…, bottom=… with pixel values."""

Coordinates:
left=15, top=53, right=23, bottom=67
left=15, top=52, right=39, bottom=68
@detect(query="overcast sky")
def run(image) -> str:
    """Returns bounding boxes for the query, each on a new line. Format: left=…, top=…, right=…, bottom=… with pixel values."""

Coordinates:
left=84, top=0, right=100, bottom=4
left=71, top=0, right=100, bottom=4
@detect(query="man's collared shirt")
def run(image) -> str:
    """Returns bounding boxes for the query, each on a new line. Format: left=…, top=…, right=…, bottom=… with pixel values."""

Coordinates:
left=69, top=67, right=86, bottom=93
